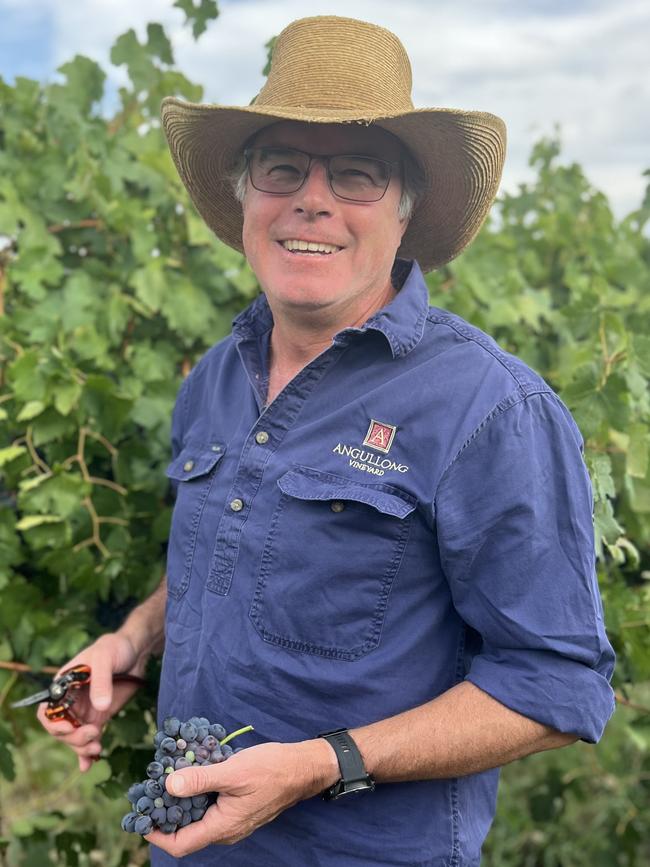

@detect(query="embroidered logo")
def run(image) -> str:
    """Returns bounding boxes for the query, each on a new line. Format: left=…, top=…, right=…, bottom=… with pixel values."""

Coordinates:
left=363, top=420, right=396, bottom=454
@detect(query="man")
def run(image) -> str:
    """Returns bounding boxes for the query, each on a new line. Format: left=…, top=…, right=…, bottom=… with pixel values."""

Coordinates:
left=39, top=15, right=615, bottom=867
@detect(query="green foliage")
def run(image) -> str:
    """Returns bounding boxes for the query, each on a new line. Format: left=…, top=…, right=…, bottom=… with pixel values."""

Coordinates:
left=0, top=8, right=648, bottom=867
left=173, top=0, right=219, bottom=40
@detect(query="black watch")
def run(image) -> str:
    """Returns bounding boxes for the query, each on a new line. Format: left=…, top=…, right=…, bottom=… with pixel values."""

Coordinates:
left=317, top=728, right=375, bottom=801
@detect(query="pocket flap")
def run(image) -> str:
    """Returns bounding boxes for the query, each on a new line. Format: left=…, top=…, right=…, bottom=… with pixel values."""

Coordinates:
left=165, top=444, right=225, bottom=482
left=277, top=465, right=416, bottom=519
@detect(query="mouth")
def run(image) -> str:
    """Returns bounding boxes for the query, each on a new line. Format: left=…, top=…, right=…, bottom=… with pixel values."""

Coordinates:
left=278, top=239, right=343, bottom=256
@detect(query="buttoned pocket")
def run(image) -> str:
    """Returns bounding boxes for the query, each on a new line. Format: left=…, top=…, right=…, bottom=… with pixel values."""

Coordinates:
left=165, top=444, right=225, bottom=600
left=249, top=465, right=416, bottom=660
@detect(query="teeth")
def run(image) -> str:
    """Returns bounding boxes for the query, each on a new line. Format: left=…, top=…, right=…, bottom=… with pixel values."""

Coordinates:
left=282, top=240, right=340, bottom=254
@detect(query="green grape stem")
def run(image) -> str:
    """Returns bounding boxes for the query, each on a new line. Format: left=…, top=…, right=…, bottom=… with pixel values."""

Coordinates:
left=220, top=724, right=254, bottom=746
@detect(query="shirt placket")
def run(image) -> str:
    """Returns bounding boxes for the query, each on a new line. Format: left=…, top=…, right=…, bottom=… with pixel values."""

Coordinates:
left=206, top=339, right=345, bottom=596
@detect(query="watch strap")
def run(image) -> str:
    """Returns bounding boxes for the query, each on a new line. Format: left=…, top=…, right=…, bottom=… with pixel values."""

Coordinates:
left=317, top=728, right=375, bottom=800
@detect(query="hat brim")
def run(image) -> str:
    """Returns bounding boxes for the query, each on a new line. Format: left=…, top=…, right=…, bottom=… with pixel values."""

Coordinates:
left=161, top=97, right=506, bottom=273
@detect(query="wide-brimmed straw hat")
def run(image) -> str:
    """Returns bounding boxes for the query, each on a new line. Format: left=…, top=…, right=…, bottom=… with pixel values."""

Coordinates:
left=161, top=15, right=506, bottom=272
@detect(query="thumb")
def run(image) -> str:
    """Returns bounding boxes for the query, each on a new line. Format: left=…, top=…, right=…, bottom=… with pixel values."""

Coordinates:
left=166, top=763, right=226, bottom=797
left=88, top=660, right=113, bottom=712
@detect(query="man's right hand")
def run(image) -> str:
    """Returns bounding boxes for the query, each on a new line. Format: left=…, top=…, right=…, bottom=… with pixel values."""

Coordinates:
left=37, top=632, right=145, bottom=772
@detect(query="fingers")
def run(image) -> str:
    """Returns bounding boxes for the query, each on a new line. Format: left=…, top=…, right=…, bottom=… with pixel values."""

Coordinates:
left=36, top=703, right=102, bottom=766
left=145, top=805, right=227, bottom=857
left=79, top=755, right=94, bottom=773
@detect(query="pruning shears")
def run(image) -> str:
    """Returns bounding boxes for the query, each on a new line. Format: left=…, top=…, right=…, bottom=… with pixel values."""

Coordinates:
left=10, top=663, right=146, bottom=727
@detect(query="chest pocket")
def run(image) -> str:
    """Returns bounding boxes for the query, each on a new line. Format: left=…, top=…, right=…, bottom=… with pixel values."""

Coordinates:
left=249, top=465, right=416, bottom=661
left=165, top=445, right=225, bottom=600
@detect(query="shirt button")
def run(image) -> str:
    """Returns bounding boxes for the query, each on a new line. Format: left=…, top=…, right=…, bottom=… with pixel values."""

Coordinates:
left=330, top=501, right=345, bottom=513
left=183, top=460, right=194, bottom=472
left=255, top=431, right=269, bottom=445
left=230, top=498, right=244, bottom=512
left=211, top=444, right=221, bottom=452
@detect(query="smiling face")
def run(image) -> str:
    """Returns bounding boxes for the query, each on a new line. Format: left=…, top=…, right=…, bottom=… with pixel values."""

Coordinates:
left=240, top=121, right=409, bottom=326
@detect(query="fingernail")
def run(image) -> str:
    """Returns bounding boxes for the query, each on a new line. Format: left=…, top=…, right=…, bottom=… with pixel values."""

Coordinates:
left=94, top=695, right=110, bottom=710
left=169, top=773, right=186, bottom=794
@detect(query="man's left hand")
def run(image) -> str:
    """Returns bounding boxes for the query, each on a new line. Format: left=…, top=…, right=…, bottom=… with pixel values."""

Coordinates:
left=145, top=739, right=339, bottom=857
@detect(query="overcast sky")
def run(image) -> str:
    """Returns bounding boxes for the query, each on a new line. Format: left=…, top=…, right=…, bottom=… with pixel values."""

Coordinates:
left=1, top=0, right=648, bottom=218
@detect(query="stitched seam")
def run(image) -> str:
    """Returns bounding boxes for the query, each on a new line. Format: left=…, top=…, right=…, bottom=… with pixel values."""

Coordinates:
left=249, top=497, right=413, bottom=660
left=435, top=388, right=553, bottom=498
left=425, top=311, right=530, bottom=387
left=168, top=467, right=219, bottom=600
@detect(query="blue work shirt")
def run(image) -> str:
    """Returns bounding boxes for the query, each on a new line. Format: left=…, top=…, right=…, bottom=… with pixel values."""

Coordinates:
left=153, top=259, right=615, bottom=867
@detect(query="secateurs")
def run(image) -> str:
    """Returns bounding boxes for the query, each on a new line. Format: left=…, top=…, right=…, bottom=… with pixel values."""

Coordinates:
left=10, top=663, right=145, bottom=727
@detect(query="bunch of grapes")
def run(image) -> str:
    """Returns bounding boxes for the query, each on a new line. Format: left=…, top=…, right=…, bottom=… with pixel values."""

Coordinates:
left=121, top=715, right=253, bottom=836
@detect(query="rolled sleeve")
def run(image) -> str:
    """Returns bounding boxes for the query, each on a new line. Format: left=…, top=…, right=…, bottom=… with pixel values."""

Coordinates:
left=435, top=389, right=616, bottom=743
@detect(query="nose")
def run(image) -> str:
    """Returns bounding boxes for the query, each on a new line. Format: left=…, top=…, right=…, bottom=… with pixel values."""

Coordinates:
left=292, top=157, right=335, bottom=217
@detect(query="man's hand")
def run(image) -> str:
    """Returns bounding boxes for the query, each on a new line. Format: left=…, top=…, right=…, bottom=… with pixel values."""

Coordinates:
left=36, top=632, right=145, bottom=772
left=145, top=739, right=340, bottom=857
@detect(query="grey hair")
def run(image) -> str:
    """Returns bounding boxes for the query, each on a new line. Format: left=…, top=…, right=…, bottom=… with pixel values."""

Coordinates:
left=231, top=147, right=424, bottom=223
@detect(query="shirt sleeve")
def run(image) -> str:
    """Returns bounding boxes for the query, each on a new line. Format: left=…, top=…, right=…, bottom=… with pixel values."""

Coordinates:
left=435, top=389, right=616, bottom=743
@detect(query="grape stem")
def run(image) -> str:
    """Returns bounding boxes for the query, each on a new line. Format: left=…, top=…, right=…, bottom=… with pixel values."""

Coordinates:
left=220, top=724, right=254, bottom=746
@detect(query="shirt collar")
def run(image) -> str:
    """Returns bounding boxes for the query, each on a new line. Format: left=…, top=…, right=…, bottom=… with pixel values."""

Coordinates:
left=232, top=258, right=429, bottom=359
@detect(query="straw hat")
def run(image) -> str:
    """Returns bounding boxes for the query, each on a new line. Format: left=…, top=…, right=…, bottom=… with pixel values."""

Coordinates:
left=161, top=15, right=506, bottom=272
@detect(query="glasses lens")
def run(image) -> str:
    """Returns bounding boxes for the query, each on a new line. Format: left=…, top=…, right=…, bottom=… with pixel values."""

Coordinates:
left=247, top=147, right=309, bottom=193
left=329, top=155, right=392, bottom=201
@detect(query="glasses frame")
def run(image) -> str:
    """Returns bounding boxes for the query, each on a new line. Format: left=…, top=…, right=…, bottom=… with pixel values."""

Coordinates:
left=243, top=146, right=400, bottom=203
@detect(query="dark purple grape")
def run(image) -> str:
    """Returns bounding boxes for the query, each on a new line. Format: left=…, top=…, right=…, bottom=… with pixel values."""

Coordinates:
left=127, top=782, right=146, bottom=804
left=160, top=822, right=178, bottom=834
left=196, top=725, right=209, bottom=741
left=191, top=794, right=209, bottom=809
left=135, top=815, right=153, bottom=835
left=163, top=716, right=181, bottom=737
left=190, top=806, right=206, bottom=821
left=136, top=796, right=155, bottom=815
left=154, top=730, right=166, bottom=748
left=160, top=737, right=177, bottom=755
left=151, top=806, right=167, bottom=826
left=162, top=790, right=179, bottom=807
left=202, top=735, right=218, bottom=751
left=154, top=749, right=164, bottom=763
left=180, top=811, right=193, bottom=828
left=179, top=722, right=197, bottom=741
left=161, top=756, right=175, bottom=770
left=197, top=716, right=210, bottom=727
left=175, top=757, right=191, bottom=770
left=195, top=747, right=209, bottom=760
left=187, top=740, right=200, bottom=753
left=144, top=779, right=164, bottom=799
left=178, top=797, right=193, bottom=811
left=221, top=744, right=233, bottom=758
left=234, top=747, right=245, bottom=753
left=210, top=749, right=225, bottom=763
left=121, top=811, right=138, bottom=833
left=209, top=723, right=226, bottom=740
left=146, top=761, right=164, bottom=780
left=167, top=805, right=184, bottom=824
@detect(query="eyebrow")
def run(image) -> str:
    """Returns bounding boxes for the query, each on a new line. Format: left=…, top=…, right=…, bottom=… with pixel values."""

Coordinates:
left=253, top=143, right=399, bottom=159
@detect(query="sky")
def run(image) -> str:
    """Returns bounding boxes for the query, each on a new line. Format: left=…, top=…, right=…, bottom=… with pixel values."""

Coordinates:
left=1, top=0, right=648, bottom=218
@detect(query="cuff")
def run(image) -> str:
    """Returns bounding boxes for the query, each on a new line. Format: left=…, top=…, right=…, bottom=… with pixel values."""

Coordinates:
left=466, top=649, right=616, bottom=743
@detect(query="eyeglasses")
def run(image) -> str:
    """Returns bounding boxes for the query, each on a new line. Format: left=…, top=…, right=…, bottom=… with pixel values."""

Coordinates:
left=243, top=146, right=398, bottom=203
